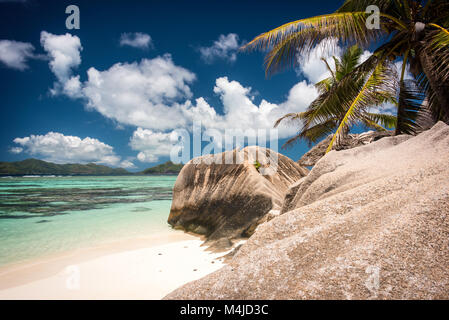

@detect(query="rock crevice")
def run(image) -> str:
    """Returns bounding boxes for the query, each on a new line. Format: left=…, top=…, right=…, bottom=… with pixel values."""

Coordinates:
left=168, top=146, right=308, bottom=243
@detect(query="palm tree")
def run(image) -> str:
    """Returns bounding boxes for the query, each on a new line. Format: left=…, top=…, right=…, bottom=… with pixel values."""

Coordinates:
left=243, top=0, right=449, bottom=150
left=274, top=45, right=397, bottom=150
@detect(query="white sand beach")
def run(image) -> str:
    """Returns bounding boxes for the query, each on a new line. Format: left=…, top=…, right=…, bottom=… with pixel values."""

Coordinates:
left=0, top=232, right=228, bottom=300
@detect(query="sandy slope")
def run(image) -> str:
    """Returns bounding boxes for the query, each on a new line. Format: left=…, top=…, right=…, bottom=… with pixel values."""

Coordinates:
left=0, top=234, right=227, bottom=300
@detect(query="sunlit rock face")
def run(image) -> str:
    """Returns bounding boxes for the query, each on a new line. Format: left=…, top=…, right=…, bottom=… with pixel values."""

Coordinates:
left=166, top=122, right=449, bottom=300
left=297, top=131, right=393, bottom=167
left=167, top=146, right=308, bottom=244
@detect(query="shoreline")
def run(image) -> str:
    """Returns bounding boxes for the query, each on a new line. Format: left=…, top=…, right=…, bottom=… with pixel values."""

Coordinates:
left=0, top=231, right=227, bottom=300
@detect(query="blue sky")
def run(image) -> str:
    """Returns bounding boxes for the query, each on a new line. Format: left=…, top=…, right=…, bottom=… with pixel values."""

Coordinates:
left=0, top=0, right=346, bottom=171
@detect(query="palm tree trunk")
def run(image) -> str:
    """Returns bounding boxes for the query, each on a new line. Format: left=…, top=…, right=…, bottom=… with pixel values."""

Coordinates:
left=418, top=50, right=449, bottom=123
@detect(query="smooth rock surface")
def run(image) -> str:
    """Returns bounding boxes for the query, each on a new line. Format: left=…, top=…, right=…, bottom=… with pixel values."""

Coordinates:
left=168, top=146, right=308, bottom=242
left=166, top=122, right=449, bottom=299
left=298, top=131, right=393, bottom=167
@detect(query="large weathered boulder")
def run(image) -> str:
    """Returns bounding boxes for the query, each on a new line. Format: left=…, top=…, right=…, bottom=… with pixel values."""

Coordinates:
left=298, top=131, right=393, bottom=167
left=166, top=122, right=449, bottom=299
left=168, top=146, right=308, bottom=243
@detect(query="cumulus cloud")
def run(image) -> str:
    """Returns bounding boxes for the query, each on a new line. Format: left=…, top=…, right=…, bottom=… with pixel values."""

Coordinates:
left=296, top=38, right=342, bottom=83
left=185, top=77, right=317, bottom=137
left=126, top=76, right=318, bottom=163
left=130, top=128, right=178, bottom=163
left=82, top=54, right=196, bottom=130
left=38, top=33, right=329, bottom=163
left=199, top=33, right=241, bottom=63
left=75, top=54, right=317, bottom=162
left=12, top=132, right=133, bottom=168
left=39, top=31, right=416, bottom=164
left=119, top=159, right=136, bottom=169
left=120, top=32, right=153, bottom=49
left=0, top=40, right=38, bottom=70
left=62, top=75, right=83, bottom=98
left=9, top=147, right=23, bottom=154
left=40, top=31, right=83, bottom=96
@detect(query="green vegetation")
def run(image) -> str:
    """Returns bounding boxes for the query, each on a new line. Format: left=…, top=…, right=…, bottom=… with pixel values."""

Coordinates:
left=141, top=161, right=183, bottom=175
left=0, top=159, right=129, bottom=176
left=0, top=159, right=184, bottom=176
left=244, top=0, right=449, bottom=152
left=274, top=45, right=397, bottom=149
left=254, top=160, right=262, bottom=172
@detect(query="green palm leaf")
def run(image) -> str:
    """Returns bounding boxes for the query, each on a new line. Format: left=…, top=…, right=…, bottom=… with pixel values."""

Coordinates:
left=326, top=60, right=396, bottom=152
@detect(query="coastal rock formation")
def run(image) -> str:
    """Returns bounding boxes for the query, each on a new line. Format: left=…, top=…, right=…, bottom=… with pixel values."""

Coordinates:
left=168, top=146, right=308, bottom=243
left=298, top=130, right=393, bottom=167
left=166, top=122, right=449, bottom=299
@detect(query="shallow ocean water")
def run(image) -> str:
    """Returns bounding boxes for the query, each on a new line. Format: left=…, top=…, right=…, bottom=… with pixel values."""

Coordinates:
left=0, top=175, right=177, bottom=267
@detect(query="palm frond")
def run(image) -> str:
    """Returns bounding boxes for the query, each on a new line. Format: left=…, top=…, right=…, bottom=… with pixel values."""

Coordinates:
left=338, top=45, right=363, bottom=78
left=243, top=12, right=377, bottom=52
left=365, top=112, right=397, bottom=129
left=321, top=57, right=336, bottom=81
left=281, top=118, right=338, bottom=149
left=242, top=12, right=388, bottom=75
left=326, top=60, right=397, bottom=153
left=274, top=112, right=305, bottom=128
left=315, top=77, right=333, bottom=93
left=360, top=117, right=388, bottom=131
left=425, top=24, right=449, bottom=82
left=428, top=23, right=449, bottom=47
left=395, top=79, right=425, bottom=134
left=416, top=72, right=449, bottom=123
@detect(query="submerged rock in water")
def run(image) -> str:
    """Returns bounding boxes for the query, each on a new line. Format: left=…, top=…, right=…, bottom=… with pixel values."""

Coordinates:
left=298, top=130, right=393, bottom=167
left=166, top=122, right=449, bottom=300
left=36, top=219, right=51, bottom=224
left=167, top=146, right=308, bottom=243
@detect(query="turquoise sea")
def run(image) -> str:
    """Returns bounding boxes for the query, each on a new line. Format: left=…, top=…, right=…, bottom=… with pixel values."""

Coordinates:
left=0, top=175, right=177, bottom=267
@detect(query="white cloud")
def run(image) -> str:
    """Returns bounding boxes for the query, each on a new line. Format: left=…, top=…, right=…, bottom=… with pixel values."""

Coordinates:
left=38, top=33, right=331, bottom=162
left=296, top=38, right=342, bottom=83
left=62, top=75, right=83, bottom=98
left=41, top=33, right=317, bottom=142
left=119, top=32, right=153, bottom=49
left=82, top=54, right=196, bottom=130
left=9, top=147, right=23, bottom=154
left=125, top=76, right=319, bottom=163
left=119, top=159, right=136, bottom=169
left=184, top=77, right=318, bottom=138
left=40, top=31, right=82, bottom=96
left=130, top=128, right=178, bottom=163
left=0, top=40, right=37, bottom=70
left=199, top=33, right=241, bottom=63
left=12, top=132, right=133, bottom=167
left=360, top=50, right=372, bottom=64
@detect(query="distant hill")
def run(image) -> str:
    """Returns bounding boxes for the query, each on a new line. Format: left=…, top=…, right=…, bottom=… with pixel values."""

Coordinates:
left=0, top=159, right=130, bottom=176
left=142, top=161, right=183, bottom=175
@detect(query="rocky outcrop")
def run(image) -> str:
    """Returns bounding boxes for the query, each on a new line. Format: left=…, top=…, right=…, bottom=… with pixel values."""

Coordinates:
left=168, top=146, right=308, bottom=243
left=166, top=122, right=449, bottom=299
left=298, top=131, right=393, bottom=167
